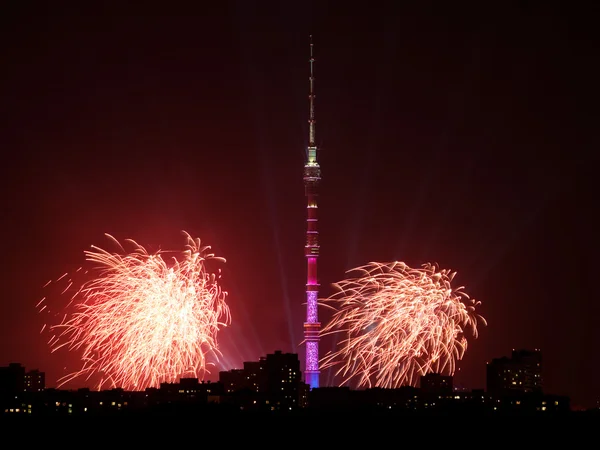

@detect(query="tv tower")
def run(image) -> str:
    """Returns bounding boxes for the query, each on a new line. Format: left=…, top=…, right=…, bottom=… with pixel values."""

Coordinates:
left=303, top=35, right=321, bottom=389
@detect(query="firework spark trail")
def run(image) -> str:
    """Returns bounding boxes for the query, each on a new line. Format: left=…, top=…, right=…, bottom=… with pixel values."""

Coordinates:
left=37, top=231, right=230, bottom=391
left=319, top=261, right=486, bottom=389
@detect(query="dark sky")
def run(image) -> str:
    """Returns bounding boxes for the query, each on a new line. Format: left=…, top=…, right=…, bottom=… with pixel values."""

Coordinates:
left=1, top=2, right=598, bottom=408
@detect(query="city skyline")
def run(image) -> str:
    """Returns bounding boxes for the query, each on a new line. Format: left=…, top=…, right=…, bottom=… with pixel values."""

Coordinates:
left=1, top=348, right=577, bottom=417
left=0, top=346, right=563, bottom=397
left=0, top=3, right=597, bottom=409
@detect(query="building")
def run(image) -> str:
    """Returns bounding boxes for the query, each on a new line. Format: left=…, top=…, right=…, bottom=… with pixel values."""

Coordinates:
left=0, top=363, right=25, bottom=394
left=24, top=369, right=45, bottom=392
left=219, top=368, right=246, bottom=394
left=265, top=350, right=304, bottom=410
left=219, top=350, right=309, bottom=410
left=0, top=363, right=46, bottom=393
left=219, top=359, right=266, bottom=394
left=420, top=373, right=453, bottom=395
left=486, top=349, right=543, bottom=395
left=303, top=35, right=322, bottom=390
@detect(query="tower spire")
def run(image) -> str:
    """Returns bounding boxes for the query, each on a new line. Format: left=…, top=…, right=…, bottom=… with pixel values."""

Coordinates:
left=309, top=34, right=316, bottom=147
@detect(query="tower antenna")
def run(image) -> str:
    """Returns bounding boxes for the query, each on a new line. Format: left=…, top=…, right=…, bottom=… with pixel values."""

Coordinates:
left=309, top=34, right=316, bottom=147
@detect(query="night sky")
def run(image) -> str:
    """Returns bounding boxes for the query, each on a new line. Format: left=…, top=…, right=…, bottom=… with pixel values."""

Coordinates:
left=1, top=3, right=597, bottom=409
